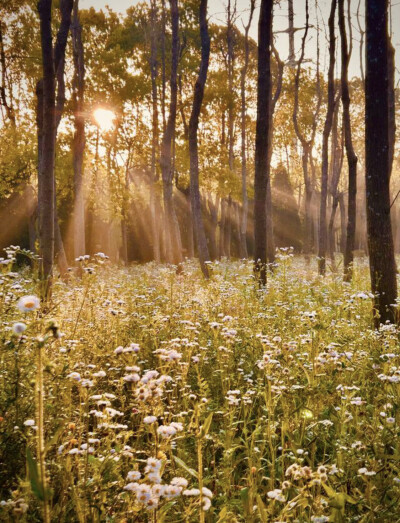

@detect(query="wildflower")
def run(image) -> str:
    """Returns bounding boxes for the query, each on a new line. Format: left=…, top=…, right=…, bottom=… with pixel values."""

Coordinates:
left=358, top=467, right=376, bottom=476
left=136, top=484, right=152, bottom=503
left=202, top=487, right=213, bottom=498
left=67, top=372, right=81, bottom=381
left=164, top=485, right=181, bottom=499
left=183, top=488, right=201, bottom=496
left=127, top=471, right=141, bottom=481
left=202, top=496, right=212, bottom=511
left=171, top=477, right=188, bottom=488
left=12, top=322, right=27, bottom=334
left=17, top=295, right=40, bottom=313
left=267, top=489, right=285, bottom=502
left=144, top=416, right=157, bottom=424
left=23, top=419, right=35, bottom=427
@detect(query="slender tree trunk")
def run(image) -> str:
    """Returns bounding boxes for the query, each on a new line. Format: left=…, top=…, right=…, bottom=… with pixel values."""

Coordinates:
left=328, top=96, right=343, bottom=261
left=160, top=0, right=182, bottom=265
left=38, top=0, right=56, bottom=298
left=365, top=0, right=397, bottom=326
left=219, top=198, right=226, bottom=258
left=149, top=0, right=160, bottom=262
left=239, top=0, right=255, bottom=258
left=208, top=194, right=219, bottom=260
left=388, top=38, right=395, bottom=178
left=318, top=0, right=336, bottom=275
left=189, top=0, right=210, bottom=278
left=254, top=0, right=273, bottom=285
left=72, top=0, right=85, bottom=259
left=292, top=0, right=321, bottom=256
left=339, top=0, right=358, bottom=281
left=0, top=23, right=16, bottom=125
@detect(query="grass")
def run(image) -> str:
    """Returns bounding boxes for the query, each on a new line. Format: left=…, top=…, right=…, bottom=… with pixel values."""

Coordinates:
left=1, top=249, right=400, bottom=522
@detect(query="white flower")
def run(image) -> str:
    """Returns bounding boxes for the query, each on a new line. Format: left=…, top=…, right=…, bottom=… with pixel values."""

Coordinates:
left=163, top=485, right=181, bottom=499
left=67, top=372, right=81, bottom=381
left=202, top=497, right=212, bottom=510
left=144, top=416, right=157, bottom=424
left=202, top=487, right=213, bottom=498
left=171, top=477, right=188, bottom=488
left=267, top=488, right=285, bottom=501
left=145, top=458, right=162, bottom=472
left=17, top=295, right=40, bottom=313
left=127, top=470, right=141, bottom=481
left=183, top=488, right=200, bottom=496
left=23, top=419, right=35, bottom=427
left=12, top=322, right=27, bottom=334
left=124, top=482, right=139, bottom=492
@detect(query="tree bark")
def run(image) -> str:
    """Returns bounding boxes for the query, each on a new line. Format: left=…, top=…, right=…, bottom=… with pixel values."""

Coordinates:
left=149, top=0, right=161, bottom=262
left=38, top=0, right=56, bottom=297
left=339, top=0, right=358, bottom=281
left=239, top=0, right=255, bottom=259
left=254, top=0, right=273, bottom=285
left=160, top=0, right=182, bottom=265
left=189, top=0, right=210, bottom=278
left=318, top=0, right=336, bottom=275
left=365, top=0, right=397, bottom=326
left=72, top=0, right=86, bottom=259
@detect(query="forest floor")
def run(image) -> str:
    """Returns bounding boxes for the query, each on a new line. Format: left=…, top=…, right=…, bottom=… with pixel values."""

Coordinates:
left=1, top=253, right=400, bottom=522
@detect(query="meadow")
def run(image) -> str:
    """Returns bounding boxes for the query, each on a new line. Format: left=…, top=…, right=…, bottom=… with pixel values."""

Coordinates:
left=1, top=249, right=400, bottom=522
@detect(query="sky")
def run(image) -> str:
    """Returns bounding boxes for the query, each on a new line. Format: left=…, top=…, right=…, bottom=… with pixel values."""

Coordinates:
left=81, top=0, right=400, bottom=82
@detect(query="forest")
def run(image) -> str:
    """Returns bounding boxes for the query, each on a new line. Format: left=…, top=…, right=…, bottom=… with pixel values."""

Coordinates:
left=1, top=0, right=400, bottom=521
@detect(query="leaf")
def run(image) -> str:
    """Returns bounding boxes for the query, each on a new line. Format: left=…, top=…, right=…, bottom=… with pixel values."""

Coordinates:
left=26, top=448, right=45, bottom=501
left=173, top=456, right=198, bottom=479
left=198, top=413, right=213, bottom=439
left=216, top=506, right=228, bottom=522
left=256, top=494, right=268, bottom=523
left=322, top=482, right=336, bottom=498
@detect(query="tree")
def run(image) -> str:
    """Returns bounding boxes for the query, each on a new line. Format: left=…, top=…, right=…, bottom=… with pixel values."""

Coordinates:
left=254, top=0, right=273, bottom=285
left=339, top=0, right=358, bottom=281
left=239, top=0, right=255, bottom=259
left=365, top=0, right=397, bottom=325
left=318, top=0, right=336, bottom=275
left=160, top=0, right=182, bottom=265
left=292, top=0, right=322, bottom=256
left=189, top=0, right=210, bottom=278
left=72, top=0, right=86, bottom=259
left=37, top=0, right=56, bottom=297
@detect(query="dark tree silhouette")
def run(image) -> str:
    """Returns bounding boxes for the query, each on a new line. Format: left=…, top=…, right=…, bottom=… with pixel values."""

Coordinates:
left=37, top=0, right=56, bottom=297
left=254, top=0, right=273, bottom=285
left=160, top=0, right=182, bottom=265
left=189, top=0, right=210, bottom=278
left=339, top=0, right=358, bottom=281
left=365, top=0, right=397, bottom=325
left=318, top=0, right=336, bottom=275
left=72, top=0, right=85, bottom=260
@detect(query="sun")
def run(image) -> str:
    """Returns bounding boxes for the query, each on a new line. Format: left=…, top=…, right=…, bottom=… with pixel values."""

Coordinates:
left=93, top=107, right=116, bottom=132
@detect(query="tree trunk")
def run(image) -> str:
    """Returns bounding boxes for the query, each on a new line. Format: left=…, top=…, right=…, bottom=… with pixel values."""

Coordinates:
left=328, top=94, right=343, bottom=262
left=239, top=0, right=255, bottom=259
left=189, top=0, right=210, bottom=278
left=208, top=194, right=219, bottom=260
left=339, top=0, right=358, bottom=281
left=318, top=0, right=336, bottom=275
left=254, top=0, right=273, bottom=285
left=365, top=0, right=397, bottom=326
left=72, top=0, right=85, bottom=259
left=219, top=198, right=226, bottom=258
left=160, top=0, right=182, bottom=265
left=388, top=38, right=395, bottom=178
left=38, top=0, right=56, bottom=298
left=149, top=0, right=160, bottom=262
